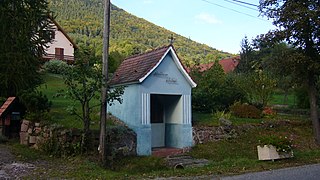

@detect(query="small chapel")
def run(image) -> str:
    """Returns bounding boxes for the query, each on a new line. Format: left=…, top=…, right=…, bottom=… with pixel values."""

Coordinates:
left=108, top=45, right=196, bottom=155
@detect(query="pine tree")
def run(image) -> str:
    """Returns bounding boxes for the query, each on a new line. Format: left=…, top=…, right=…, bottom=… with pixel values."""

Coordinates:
left=0, top=0, right=54, bottom=96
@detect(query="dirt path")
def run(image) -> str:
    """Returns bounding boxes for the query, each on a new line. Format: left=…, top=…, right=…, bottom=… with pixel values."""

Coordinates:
left=0, top=144, right=36, bottom=179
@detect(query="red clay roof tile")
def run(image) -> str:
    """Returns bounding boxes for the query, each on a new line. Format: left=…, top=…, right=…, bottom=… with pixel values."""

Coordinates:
left=0, top=97, right=16, bottom=118
left=109, top=46, right=171, bottom=85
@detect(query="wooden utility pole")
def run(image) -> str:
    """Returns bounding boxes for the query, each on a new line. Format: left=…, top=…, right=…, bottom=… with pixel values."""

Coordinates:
left=99, top=0, right=110, bottom=167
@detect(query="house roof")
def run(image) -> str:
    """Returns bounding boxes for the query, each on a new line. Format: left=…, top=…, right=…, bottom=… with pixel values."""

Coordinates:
left=109, top=45, right=197, bottom=88
left=219, top=56, right=240, bottom=73
left=190, top=56, right=240, bottom=73
left=0, top=97, right=16, bottom=118
left=49, top=17, right=78, bottom=50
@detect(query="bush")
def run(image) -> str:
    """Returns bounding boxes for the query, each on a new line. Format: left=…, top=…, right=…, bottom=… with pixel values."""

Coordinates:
left=43, top=59, right=70, bottom=75
left=19, top=89, right=52, bottom=122
left=230, top=102, right=262, bottom=119
left=214, top=110, right=232, bottom=120
left=192, top=64, right=246, bottom=113
left=259, top=135, right=293, bottom=153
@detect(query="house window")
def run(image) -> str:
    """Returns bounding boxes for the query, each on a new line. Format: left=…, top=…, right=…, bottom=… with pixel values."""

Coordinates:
left=55, top=48, right=64, bottom=60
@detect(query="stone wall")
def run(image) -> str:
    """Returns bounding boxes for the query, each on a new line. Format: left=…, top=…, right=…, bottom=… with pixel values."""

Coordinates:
left=19, top=120, right=137, bottom=157
left=193, top=124, right=255, bottom=144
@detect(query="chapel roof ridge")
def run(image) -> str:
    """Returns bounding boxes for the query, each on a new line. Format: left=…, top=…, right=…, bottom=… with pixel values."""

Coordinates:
left=123, top=44, right=172, bottom=61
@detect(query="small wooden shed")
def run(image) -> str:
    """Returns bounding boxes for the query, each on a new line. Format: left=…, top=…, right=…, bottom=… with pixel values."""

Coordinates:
left=0, top=97, right=22, bottom=138
left=108, top=45, right=196, bottom=155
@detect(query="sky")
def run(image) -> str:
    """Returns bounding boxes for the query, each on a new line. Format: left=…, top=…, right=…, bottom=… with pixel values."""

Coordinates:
left=111, top=0, right=276, bottom=54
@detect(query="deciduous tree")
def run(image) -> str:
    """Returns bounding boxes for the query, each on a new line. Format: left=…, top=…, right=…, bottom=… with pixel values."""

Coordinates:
left=60, top=47, right=123, bottom=152
left=257, top=0, right=320, bottom=142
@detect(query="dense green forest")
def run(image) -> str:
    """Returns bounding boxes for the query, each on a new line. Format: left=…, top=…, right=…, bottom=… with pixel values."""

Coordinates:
left=48, top=0, right=233, bottom=67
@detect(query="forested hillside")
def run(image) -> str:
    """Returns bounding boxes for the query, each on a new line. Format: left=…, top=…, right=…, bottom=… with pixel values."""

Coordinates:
left=48, top=0, right=233, bottom=68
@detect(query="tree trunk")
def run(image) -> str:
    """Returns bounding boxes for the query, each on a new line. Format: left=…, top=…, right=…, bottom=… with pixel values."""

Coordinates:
left=307, top=76, right=320, bottom=144
left=82, top=101, right=91, bottom=153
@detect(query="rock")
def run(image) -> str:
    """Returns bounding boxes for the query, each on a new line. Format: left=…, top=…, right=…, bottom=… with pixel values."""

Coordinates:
left=27, top=128, right=33, bottom=134
left=19, top=132, right=28, bottom=145
left=219, top=118, right=232, bottom=126
left=20, top=120, right=30, bottom=132
left=29, top=136, right=37, bottom=144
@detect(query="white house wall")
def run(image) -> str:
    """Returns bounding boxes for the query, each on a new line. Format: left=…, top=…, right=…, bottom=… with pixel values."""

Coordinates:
left=45, top=24, right=74, bottom=56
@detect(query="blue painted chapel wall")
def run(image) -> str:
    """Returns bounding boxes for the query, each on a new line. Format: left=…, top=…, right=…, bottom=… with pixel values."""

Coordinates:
left=108, top=52, right=193, bottom=156
left=141, top=53, right=191, bottom=95
left=142, top=53, right=193, bottom=150
left=108, top=84, right=141, bottom=126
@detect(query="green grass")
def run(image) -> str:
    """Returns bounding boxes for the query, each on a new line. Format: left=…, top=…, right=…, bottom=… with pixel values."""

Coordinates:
left=38, top=73, right=101, bottom=129
left=270, top=92, right=296, bottom=106
left=193, top=112, right=263, bottom=126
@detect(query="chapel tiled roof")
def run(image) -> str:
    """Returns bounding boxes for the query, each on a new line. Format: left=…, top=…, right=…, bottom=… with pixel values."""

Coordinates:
left=0, top=97, right=16, bottom=118
left=109, top=45, right=171, bottom=86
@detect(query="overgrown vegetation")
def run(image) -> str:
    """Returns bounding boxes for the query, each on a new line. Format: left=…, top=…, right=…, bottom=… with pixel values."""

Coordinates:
left=19, top=89, right=52, bottom=122
left=191, top=62, right=246, bottom=113
left=43, top=59, right=71, bottom=75
left=54, top=47, right=124, bottom=152
left=230, top=102, right=262, bottom=119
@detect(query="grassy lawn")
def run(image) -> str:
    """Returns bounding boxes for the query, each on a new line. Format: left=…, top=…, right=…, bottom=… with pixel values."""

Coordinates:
left=38, top=73, right=101, bottom=129
left=270, top=91, right=296, bottom=106
left=193, top=112, right=264, bottom=126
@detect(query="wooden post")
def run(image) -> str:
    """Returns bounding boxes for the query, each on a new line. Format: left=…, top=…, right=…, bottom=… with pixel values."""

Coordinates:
left=99, top=0, right=110, bottom=167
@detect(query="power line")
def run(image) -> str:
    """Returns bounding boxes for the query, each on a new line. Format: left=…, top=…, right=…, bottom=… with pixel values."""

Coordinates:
left=232, top=0, right=259, bottom=7
left=222, top=0, right=258, bottom=11
left=199, top=0, right=269, bottom=22
left=230, top=0, right=259, bottom=8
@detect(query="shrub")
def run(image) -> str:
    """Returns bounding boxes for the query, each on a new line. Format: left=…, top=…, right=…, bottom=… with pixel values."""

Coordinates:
left=214, top=110, right=232, bottom=120
left=259, top=135, right=293, bottom=153
left=43, top=59, right=70, bottom=75
left=19, top=89, right=52, bottom=122
left=262, top=106, right=277, bottom=118
left=229, top=102, right=262, bottom=119
left=192, top=64, right=246, bottom=113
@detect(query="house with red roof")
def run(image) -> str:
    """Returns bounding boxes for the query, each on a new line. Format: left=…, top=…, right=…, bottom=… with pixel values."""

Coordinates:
left=189, top=56, right=240, bottom=73
left=108, top=45, right=197, bottom=155
left=42, top=18, right=78, bottom=64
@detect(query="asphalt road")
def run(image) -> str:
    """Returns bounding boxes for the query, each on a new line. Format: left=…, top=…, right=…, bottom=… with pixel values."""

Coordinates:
left=221, top=164, right=320, bottom=180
